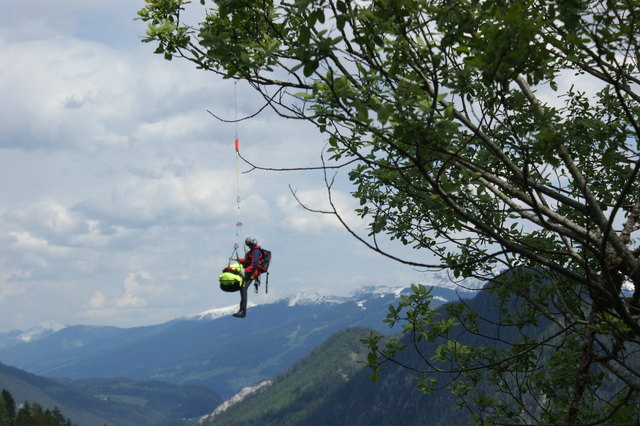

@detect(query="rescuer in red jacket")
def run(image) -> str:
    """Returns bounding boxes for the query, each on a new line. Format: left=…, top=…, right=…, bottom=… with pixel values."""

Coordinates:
left=230, top=236, right=262, bottom=318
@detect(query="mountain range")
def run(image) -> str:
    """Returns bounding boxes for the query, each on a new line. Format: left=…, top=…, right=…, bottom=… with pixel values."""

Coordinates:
left=2, top=281, right=602, bottom=425
left=0, top=322, right=65, bottom=349
left=0, top=286, right=466, bottom=404
left=203, top=289, right=511, bottom=426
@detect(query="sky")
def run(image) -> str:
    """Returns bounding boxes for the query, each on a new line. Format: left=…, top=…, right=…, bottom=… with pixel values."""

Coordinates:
left=0, top=0, right=438, bottom=332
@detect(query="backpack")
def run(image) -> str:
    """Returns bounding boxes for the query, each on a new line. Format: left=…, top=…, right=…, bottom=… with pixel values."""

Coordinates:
left=257, top=248, right=271, bottom=274
left=253, top=248, right=271, bottom=294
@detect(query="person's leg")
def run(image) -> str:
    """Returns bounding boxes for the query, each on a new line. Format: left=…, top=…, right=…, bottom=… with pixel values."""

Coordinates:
left=239, top=284, right=248, bottom=311
left=234, top=278, right=252, bottom=317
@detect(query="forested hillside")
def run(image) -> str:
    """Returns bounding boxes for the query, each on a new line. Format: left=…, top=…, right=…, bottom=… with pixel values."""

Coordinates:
left=0, top=362, right=220, bottom=426
left=204, top=288, right=555, bottom=425
left=205, top=323, right=468, bottom=426
left=205, top=327, right=374, bottom=425
left=1, top=389, right=74, bottom=426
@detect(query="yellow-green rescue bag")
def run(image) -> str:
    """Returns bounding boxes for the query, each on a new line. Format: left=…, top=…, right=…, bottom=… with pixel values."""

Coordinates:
left=219, top=262, right=245, bottom=292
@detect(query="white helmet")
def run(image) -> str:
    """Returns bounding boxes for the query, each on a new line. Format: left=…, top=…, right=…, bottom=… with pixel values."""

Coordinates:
left=245, top=236, right=258, bottom=247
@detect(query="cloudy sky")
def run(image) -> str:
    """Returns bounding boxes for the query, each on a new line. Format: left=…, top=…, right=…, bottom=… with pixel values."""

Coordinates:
left=0, top=0, right=438, bottom=332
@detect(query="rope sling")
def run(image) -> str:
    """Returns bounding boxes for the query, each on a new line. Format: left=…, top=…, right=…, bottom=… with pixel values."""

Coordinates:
left=225, top=82, right=267, bottom=294
left=229, top=136, right=243, bottom=262
left=229, top=80, right=243, bottom=263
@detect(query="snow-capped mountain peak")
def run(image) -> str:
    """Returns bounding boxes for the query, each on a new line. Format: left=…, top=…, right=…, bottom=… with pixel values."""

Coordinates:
left=0, top=321, right=67, bottom=349
left=284, top=290, right=348, bottom=307
left=20, top=322, right=66, bottom=343
left=181, top=286, right=411, bottom=323
left=284, top=286, right=411, bottom=307
left=185, top=303, right=258, bottom=321
left=352, top=285, right=407, bottom=299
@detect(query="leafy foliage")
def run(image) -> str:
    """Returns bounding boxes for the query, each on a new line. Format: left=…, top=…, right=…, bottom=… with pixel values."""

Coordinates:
left=137, top=0, right=640, bottom=424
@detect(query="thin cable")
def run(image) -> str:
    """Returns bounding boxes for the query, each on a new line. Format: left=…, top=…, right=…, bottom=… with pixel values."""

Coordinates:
left=234, top=80, right=239, bottom=140
left=233, top=80, right=243, bottom=262
left=235, top=139, right=242, bottom=247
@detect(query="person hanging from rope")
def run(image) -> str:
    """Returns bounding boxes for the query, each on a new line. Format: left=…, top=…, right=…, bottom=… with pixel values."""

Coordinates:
left=229, top=236, right=263, bottom=318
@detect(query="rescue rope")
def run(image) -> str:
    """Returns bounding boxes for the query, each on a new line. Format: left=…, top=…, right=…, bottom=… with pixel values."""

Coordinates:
left=230, top=81, right=243, bottom=264
left=223, top=81, right=270, bottom=296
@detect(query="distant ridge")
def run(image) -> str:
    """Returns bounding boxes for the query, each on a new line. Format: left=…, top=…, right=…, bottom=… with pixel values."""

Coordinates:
left=0, top=322, right=66, bottom=349
left=0, top=285, right=467, bottom=398
left=186, top=285, right=411, bottom=320
left=0, top=362, right=158, bottom=426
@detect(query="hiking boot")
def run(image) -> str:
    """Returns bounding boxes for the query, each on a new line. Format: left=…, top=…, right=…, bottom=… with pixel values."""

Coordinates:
left=233, top=310, right=246, bottom=318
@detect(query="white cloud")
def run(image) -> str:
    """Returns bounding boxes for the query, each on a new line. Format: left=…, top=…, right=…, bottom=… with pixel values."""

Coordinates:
left=87, top=291, right=107, bottom=309
left=0, top=37, right=128, bottom=151
left=0, top=32, right=226, bottom=153
left=116, top=271, right=153, bottom=308
left=276, top=187, right=363, bottom=234
left=4, top=199, right=88, bottom=243
left=133, top=113, right=217, bottom=146
left=82, top=271, right=162, bottom=318
left=0, top=282, right=25, bottom=303
left=8, top=231, right=72, bottom=262
left=0, top=0, right=432, bottom=332
left=75, top=167, right=238, bottom=229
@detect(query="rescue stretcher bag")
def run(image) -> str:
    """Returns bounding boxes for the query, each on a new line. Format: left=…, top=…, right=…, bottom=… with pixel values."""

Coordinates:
left=219, top=263, right=245, bottom=292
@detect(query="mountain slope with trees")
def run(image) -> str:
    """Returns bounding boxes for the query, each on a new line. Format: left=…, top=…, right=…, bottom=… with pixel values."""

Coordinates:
left=0, top=362, right=145, bottom=426
left=1, top=389, right=74, bottom=426
left=0, top=362, right=221, bottom=426
left=203, top=291, right=521, bottom=426
left=205, top=326, right=374, bottom=425
left=204, top=286, right=560, bottom=425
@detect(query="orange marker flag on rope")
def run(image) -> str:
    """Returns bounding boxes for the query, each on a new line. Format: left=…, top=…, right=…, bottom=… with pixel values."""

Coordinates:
left=235, top=138, right=239, bottom=152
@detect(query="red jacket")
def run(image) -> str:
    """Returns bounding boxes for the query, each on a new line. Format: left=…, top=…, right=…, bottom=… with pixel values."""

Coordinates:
left=238, top=245, right=262, bottom=278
